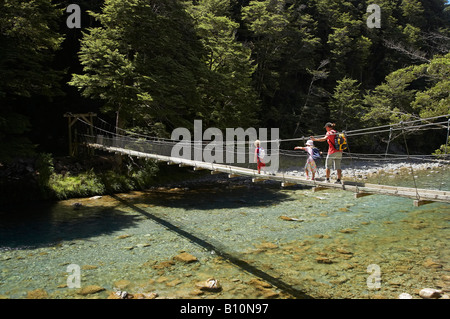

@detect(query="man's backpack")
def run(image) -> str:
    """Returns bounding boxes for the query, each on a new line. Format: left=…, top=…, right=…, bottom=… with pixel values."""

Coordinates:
left=334, top=132, right=348, bottom=151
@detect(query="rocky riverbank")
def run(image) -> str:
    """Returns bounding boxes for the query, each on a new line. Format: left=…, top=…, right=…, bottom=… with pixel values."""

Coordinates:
left=283, top=159, right=448, bottom=183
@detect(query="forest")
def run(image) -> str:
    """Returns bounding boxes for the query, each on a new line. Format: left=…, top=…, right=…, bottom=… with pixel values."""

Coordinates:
left=0, top=0, right=449, bottom=201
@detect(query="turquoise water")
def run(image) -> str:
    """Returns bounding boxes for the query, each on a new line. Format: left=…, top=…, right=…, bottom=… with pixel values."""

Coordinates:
left=0, top=167, right=449, bottom=299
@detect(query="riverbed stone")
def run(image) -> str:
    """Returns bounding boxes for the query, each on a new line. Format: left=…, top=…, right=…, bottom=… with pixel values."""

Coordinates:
left=153, top=260, right=175, bottom=270
left=316, top=257, right=333, bottom=264
left=419, top=288, right=442, bottom=299
left=248, top=278, right=272, bottom=289
left=82, top=265, right=98, bottom=270
left=77, top=285, right=105, bottom=295
left=280, top=216, right=303, bottom=221
left=113, top=280, right=131, bottom=290
left=260, top=288, right=279, bottom=299
left=131, top=292, right=158, bottom=299
left=423, top=258, right=443, bottom=269
left=196, top=278, right=222, bottom=292
left=173, top=252, right=198, bottom=263
left=339, top=228, right=355, bottom=234
left=166, top=279, right=183, bottom=287
left=116, top=234, right=131, bottom=239
left=336, top=247, right=353, bottom=255
left=189, top=289, right=204, bottom=296
left=257, top=242, right=278, bottom=250
left=26, top=288, right=48, bottom=299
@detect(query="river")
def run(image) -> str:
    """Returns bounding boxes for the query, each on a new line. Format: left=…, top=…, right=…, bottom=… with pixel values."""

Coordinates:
left=0, top=164, right=449, bottom=299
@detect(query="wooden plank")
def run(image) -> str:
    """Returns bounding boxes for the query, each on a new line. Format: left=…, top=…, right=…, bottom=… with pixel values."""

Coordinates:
left=413, top=200, right=435, bottom=207
left=365, top=183, right=447, bottom=196
left=228, top=173, right=241, bottom=178
left=281, top=182, right=297, bottom=187
left=252, top=178, right=266, bottom=183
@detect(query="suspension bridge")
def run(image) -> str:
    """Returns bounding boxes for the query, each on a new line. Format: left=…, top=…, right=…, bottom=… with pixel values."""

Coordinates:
left=65, top=112, right=450, bottom=207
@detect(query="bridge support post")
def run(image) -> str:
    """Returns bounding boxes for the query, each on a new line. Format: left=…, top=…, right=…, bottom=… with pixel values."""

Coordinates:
left=252, top=177, right=266, bottom=183
left=281, top=182, right=297, bottom=187
left=354, top=192, right=373, bottom=199
left=64, top=112, right=97, bottom=156
left=413, top=199, right=434, bottom=207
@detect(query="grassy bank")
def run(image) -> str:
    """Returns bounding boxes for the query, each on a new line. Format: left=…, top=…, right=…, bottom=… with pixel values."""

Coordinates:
left=0, top=153, right=207, bottom=205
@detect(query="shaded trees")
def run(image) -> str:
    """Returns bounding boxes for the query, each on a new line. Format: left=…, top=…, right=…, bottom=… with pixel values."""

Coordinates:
left=0, top=0, right=63, bottom=161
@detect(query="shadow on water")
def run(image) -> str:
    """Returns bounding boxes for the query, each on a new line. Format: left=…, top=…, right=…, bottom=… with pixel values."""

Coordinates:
left=0, top=202, right=140, bottom=250
left=0, top=181, right=295, bottom=250
left=125, top=180, right=298, bottom=210
left=110, top=193, right=313, bottom=299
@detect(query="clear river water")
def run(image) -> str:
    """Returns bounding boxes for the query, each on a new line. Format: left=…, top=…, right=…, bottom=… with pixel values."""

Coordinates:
left=1, top=165, right=449, bottom=299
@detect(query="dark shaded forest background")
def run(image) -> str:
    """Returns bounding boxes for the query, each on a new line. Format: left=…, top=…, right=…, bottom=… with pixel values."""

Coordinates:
left=1, top=0, right=449, bottom=163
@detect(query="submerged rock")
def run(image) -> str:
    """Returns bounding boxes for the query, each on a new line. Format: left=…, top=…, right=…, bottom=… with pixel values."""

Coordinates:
left=248, top=278, right=272, bottom=289
left=256, top=242, right=278, bottom=250
left=260, top=288, right=279, bottom=299
left=423, top=258, right=443, bottom=269
left=113, top=280, right=131, bottom=290
left=173, top=252, right=198, bottom=263
left=196, top=278, right=222, bottom=292
left=398, top=293, right=413, bottom=299
left=72, top=202, right=83, bottom=210
left=336, top=248, right=353, bottom=255
left=77, top=285, right=105, bottom=295
left=132, top=292, right=158, bottom=299
left=419, top=288, right=442, bottom=299
left=153, top=260, right=175, bottom=270
left=316, top=257, right=333, bottom=264
left=26, top=288, right=48, bottom=299
left=116, top=234, right=131, bottom=239
left=108, top=290, right=158, bottom=299
left=280, top=216, right=304, bottom=222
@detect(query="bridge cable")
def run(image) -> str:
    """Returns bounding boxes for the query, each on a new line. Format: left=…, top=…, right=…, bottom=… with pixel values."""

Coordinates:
left=343, top=131, right=361, bottom=193
left=439, top=118, right=450, bottom=191
left=377, top=127, right=393, bottom=185
left=400, top=122, right=420, bottom=201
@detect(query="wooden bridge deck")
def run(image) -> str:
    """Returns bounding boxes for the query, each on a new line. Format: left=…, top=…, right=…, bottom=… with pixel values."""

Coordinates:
left=87, top=143, right=450, bottom=206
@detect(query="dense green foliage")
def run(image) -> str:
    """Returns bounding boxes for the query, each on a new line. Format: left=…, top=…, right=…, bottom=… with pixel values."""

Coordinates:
left=1, top=0, right=449, bottom=164
left=0, top=0, right=64, bottom=161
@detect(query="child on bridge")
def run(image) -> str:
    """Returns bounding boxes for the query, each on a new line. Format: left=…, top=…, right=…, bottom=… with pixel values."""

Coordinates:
left=294, top=140, right=320, bottom=180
